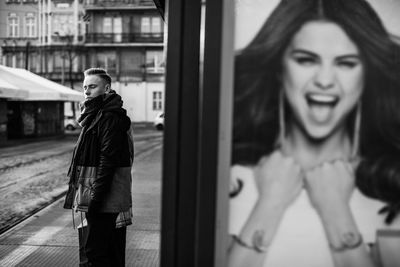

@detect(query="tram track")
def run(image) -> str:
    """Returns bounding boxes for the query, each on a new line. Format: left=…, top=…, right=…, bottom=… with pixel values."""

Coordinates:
left=0, top=134, right=163, bottom=236
left=0, top=134, right=162, bottom=173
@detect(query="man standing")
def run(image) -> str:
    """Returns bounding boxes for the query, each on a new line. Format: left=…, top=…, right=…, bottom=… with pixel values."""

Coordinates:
left=64, top=68, right=133, bottom=266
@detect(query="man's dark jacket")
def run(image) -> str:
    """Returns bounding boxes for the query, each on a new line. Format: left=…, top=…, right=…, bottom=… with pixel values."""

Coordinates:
left=64, top=92, right=133, bottom=213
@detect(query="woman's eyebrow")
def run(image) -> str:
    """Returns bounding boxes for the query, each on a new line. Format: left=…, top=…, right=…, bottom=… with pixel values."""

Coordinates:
left=336, top=54, right=361, bottom=61
left=291, top=49, right=361, bottom=60
left=290, top=49, right=318, bottom=57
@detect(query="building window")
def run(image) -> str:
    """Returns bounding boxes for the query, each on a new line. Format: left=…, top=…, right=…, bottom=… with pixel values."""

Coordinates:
left=28, top=53, right=38, bottom=72
left=141, top=16, right=162, bottom=34
left=151, top=17, right=161, bottom=33
left=53, top=14, right=74, bottom=36
left=5, top=54, right=13, bottom=67
left=113, top=17, right=122, bottom=42
left=25, top=13, right=36, bottom=38
left=141, top=17, right=150, bottom=33
left=146, top=50, right=165, bottom=73
left=8, top=14, right=19, bottom=38
left=102, top=16, right=122, bottom=42
left=103, top=17, right=112, bottom=33
left=55, top=3, right=70, bottom=8
left=95, top=51, right=117, bottom=73
left=152, top=91, right=163, bottom=111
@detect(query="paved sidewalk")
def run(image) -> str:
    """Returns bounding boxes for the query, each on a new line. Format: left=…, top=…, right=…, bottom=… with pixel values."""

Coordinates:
left=0, top=144, right=162, bottom=266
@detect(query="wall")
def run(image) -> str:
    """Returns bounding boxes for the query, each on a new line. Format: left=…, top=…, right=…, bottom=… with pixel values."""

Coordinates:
left=114, top=81, right=146, bottom=121
left=146, top=82, right=164, bottom=121
left=113, top=81, right=164, bottom=122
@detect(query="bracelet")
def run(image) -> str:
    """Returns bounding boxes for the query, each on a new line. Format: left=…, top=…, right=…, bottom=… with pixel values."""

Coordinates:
left=330, top=232, right=363, bottom=252
left=233, top=230, right=269, bottom=253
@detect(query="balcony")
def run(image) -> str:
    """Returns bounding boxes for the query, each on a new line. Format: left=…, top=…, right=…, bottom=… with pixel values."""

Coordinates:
left=84, top=0, right=155, bottom=10
left=37, top=71, right=84, bottom=83
left=85, top=33, right=163, bottom=44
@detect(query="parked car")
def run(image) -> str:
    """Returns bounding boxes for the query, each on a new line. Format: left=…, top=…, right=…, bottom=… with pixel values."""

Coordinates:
left=154, top=112, right=164, bottom=130
left=64, top=116, right=80, bottom=131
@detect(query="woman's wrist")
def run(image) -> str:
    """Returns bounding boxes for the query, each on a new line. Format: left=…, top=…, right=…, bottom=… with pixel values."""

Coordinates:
left=238, top=197, right=286, bottom=252
left=315, top=197, right=349, bottom=221
left=257, top=194, right=292, bottom=211
left=317, top=202, right=362, bottom=251
left=233, top=230, right=269, bottom=253
left=329, top=231, right=364, bottom=252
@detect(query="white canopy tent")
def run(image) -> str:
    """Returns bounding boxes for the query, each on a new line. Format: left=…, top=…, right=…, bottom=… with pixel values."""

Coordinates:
left=0, top=77, right=29, bottom=99
left=0, top=65, right=84, bottom=102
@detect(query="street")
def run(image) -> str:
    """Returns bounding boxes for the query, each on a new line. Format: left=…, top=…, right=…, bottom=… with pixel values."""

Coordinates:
left=0, top=128, right=162, bottom=266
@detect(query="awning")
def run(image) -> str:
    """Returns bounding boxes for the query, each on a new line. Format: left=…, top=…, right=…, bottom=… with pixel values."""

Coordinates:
left=0, top=65, right=84, bottom=102
left=0, top=77, right=29, bottom=99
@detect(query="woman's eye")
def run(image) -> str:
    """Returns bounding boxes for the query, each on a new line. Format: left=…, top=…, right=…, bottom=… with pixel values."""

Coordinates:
left=337, top=61, right=358, bottom=69
left=294, top=57, right=316, bottom=66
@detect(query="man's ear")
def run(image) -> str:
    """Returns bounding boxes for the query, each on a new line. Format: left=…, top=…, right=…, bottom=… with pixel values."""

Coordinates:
left=105, top=84, right=111, bottom=93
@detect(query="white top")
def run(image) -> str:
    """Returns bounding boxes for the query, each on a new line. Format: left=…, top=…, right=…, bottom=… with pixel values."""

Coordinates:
left=229, top=165, right=399, bottom=267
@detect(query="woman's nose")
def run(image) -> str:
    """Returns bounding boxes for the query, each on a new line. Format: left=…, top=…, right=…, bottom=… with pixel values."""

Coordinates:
left=314, top=65, right=335, bottom=90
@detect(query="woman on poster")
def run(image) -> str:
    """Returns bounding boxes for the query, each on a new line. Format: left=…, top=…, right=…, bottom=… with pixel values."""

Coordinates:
left=229, top=0, right=400, bottom=266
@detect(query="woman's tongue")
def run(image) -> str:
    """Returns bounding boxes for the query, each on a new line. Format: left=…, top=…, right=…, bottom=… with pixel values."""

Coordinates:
left=306, top=94, right=337, bottom=123
left=309, top=102, right=334, bottom=123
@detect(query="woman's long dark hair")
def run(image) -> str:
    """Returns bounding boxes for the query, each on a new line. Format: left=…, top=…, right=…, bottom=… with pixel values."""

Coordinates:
left=233, top=0, right=400, bottom=223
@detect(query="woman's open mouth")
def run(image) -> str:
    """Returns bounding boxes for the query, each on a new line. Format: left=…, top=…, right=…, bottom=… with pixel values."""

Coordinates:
left=305, top=93, right=339, bottom=123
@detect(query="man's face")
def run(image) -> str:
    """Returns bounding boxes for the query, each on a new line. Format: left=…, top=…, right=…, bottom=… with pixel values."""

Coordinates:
left=83, top=75, right=110, bottom=101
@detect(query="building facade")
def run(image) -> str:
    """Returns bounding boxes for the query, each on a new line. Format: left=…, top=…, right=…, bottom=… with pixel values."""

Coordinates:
left=0, top=0, right=40, bottom=70
left=1, top=0, right=165, bottom=122
left=84, top=0, right=165, bottom=121
left=0, top=0, right=85, bottom=88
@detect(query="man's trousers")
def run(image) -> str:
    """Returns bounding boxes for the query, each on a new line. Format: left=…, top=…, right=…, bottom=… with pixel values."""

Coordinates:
left=85, top=212, right=126, bottom=267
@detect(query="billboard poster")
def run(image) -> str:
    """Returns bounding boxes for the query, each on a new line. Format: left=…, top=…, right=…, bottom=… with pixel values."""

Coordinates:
left=228, top=0, right=400, bottom=266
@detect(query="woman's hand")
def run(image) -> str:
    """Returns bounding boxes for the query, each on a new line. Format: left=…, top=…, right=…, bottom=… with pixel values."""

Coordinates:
left=228, top=151, right=303, bottom=267
left=304, top=159, right=355, bottom=214
left=304, top=160, right=376, bottom=267
left=254, top=150, right=303, bottom=209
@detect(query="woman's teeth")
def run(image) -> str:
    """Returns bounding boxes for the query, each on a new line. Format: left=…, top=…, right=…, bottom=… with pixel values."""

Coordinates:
left=306, top=93, right=338, bottom=123
left=307, top=93, right=338, bottom=104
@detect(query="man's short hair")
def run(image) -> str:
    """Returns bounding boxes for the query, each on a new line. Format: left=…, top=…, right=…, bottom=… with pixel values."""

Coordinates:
left=84, top=68, right=112, bottom=85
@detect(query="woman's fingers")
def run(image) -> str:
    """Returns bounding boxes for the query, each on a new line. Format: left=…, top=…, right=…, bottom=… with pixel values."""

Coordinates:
left=254, top=150, right=303, bottom=208
left=305, top=160, right=355, bottom=211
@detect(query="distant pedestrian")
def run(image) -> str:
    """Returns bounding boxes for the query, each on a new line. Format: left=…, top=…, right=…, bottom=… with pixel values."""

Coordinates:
left=64, top=68, right=134, bottom=266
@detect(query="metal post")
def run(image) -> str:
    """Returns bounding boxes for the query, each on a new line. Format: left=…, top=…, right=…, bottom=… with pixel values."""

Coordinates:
left=161, top=0, right=234, bottom=266
left=160, top=0, right=202, bottom=266
left=201, top=0, right=234, bottom=265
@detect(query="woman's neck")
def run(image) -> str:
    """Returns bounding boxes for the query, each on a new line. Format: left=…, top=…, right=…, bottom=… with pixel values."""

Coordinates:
left=283, top=124, right=352, bottom=170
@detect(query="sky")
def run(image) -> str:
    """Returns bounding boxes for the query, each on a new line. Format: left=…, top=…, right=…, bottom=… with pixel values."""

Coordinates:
left=234, top=0, right=400, bottom=50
